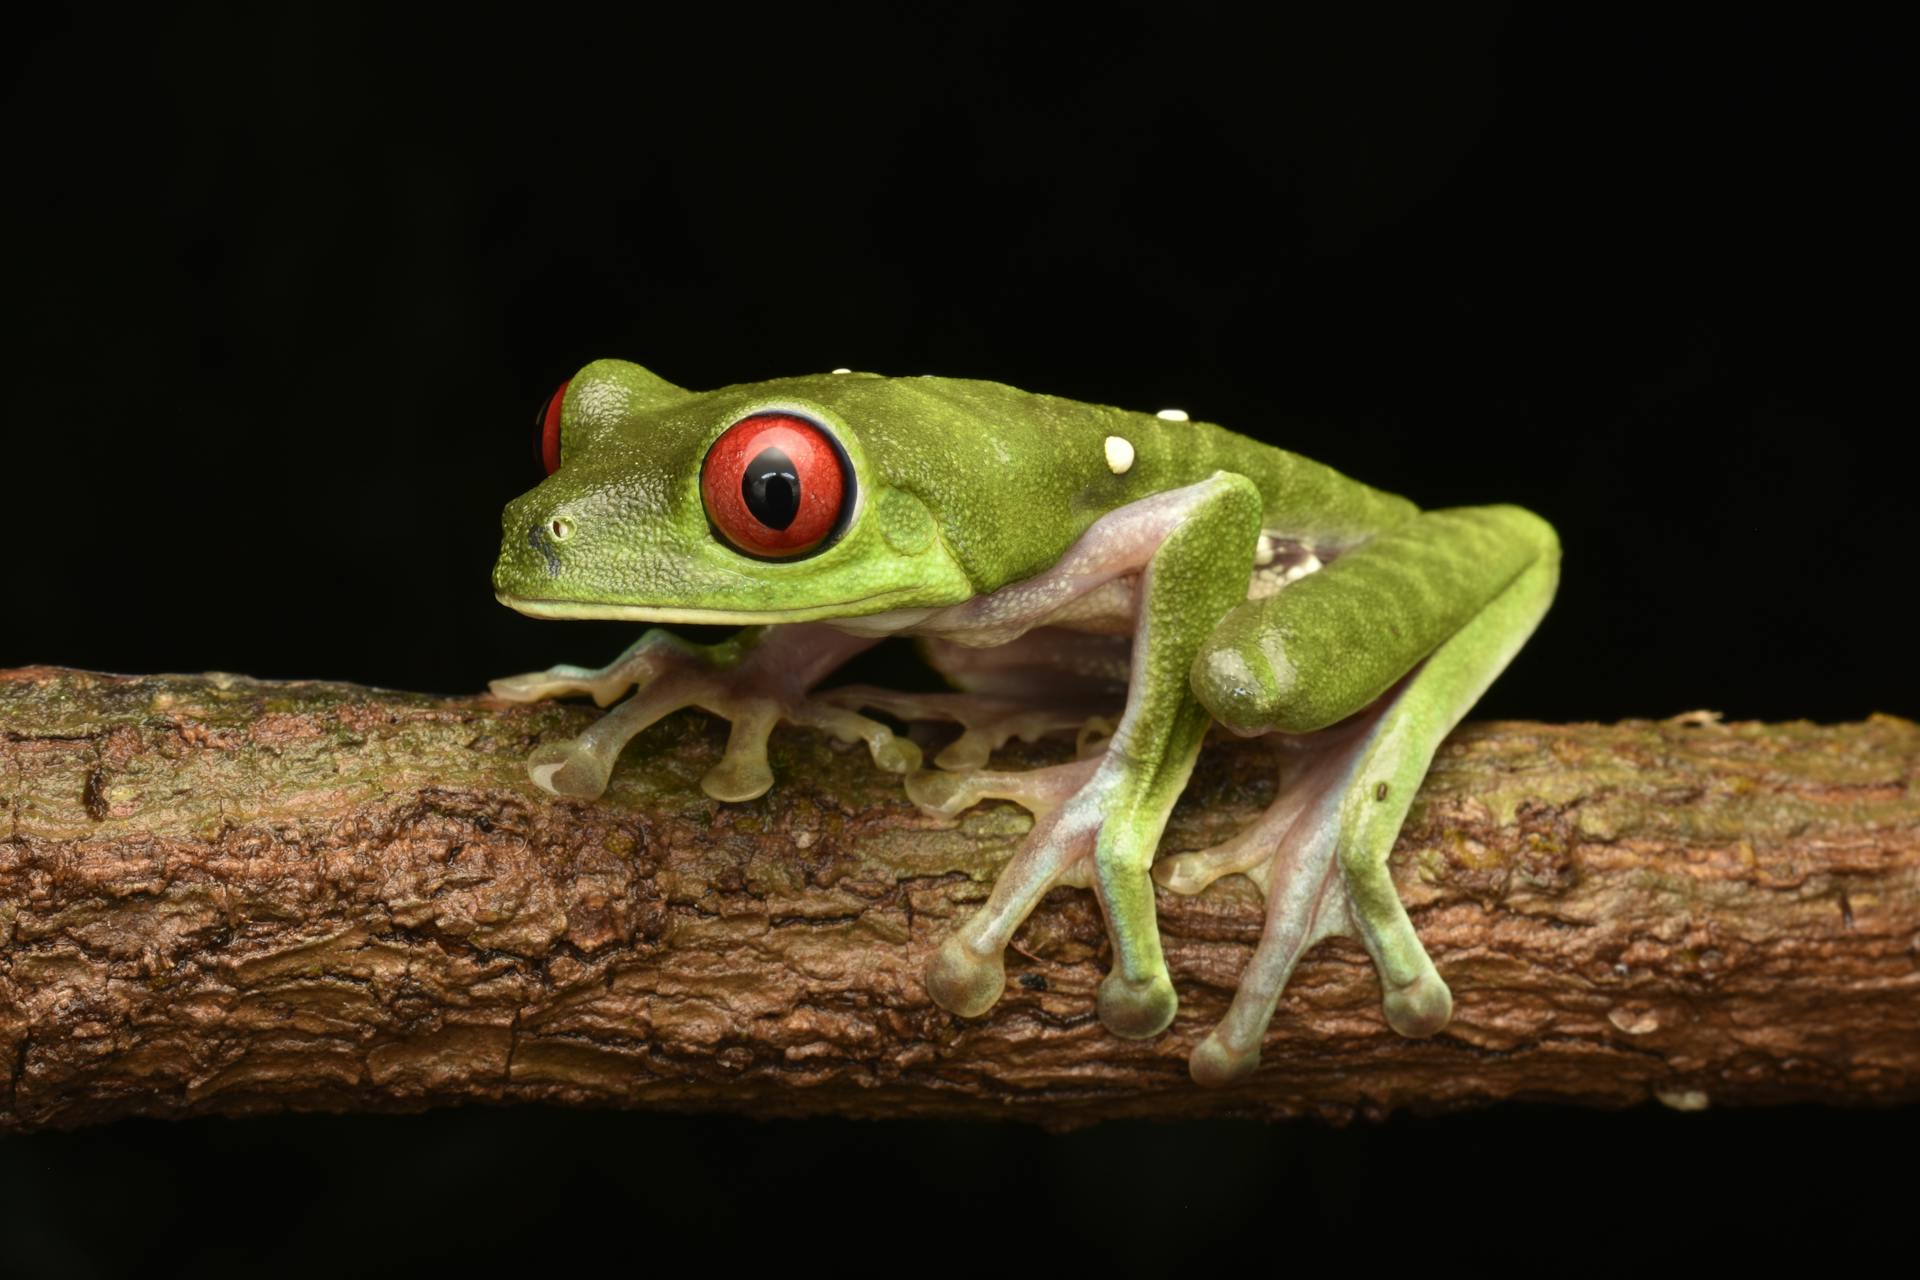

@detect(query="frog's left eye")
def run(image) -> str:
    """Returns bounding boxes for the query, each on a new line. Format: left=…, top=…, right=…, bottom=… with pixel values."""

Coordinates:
left=535, top=379, right=570, bottom=475
left=701, top=413, right=852, bottom=558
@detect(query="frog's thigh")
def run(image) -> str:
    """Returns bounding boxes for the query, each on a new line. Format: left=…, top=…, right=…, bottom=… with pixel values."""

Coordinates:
left=1193, top=505, right=1556, bottom=735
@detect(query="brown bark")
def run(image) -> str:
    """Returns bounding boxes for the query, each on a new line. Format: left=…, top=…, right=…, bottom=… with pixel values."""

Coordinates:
left=1, top=665, right=1916, bottom=1130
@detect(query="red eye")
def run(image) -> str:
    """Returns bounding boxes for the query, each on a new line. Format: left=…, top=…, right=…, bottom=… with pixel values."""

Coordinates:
left=535, top=379, right=570, bottom=475
left=701, top=413, right=851, bottom=558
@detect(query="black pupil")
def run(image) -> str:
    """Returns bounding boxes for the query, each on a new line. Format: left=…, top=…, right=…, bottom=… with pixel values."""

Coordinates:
left=742, top=447, right=800, bottom=530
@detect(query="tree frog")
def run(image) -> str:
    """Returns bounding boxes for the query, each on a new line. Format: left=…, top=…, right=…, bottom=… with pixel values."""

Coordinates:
left=490, top=361, right=1559, bottom=1085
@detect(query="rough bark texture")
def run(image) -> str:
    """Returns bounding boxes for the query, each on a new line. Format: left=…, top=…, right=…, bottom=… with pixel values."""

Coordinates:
left=1, top=665, right=1915, bottom=1131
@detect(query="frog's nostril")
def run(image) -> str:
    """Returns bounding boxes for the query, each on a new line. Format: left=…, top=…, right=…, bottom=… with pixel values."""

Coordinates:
left=527, top=522, right=562, bottom=576
left=548, top=516, right=575, bottom=542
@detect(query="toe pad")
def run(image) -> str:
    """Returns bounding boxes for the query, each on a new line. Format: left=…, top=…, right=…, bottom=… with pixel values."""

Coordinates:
left=1097, top=969, right=1178, bottom=1039
left=527, top=741, right=613, bottom=799
left=926, top=935, right=1006, bottom=1017
left=702, top=756, right=775, bottom=803
left=904, top=769, right=978, bottom=817
left=1189, top=1032, right=1260, bottom=1087
left=1383, top=970, right=1453, bottom=1038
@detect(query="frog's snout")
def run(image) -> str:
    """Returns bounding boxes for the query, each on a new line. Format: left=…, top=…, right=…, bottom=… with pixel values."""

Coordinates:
left=494, top=488, right=572, bottom=589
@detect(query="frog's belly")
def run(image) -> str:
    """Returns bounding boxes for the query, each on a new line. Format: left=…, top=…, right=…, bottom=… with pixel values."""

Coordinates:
left=965, top=540, right=1325, bottom=638
left=837, top=532, right=1327, bottom=646
left=1030, top=575, right=1139, bottom=635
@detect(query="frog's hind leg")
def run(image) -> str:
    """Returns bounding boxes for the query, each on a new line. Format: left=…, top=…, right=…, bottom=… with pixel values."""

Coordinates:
left=821, top=630, right=1126, bottom=771
left=1156, top=715, right=1396, bottom=1084
left=1154, top=737, right=1332, bottom=899
left=1176, top=504, right=1561, bottom=1085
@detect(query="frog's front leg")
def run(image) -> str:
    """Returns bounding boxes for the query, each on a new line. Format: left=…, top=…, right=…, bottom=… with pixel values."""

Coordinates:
left=1167, top=504, right=1561, bottom=1084
left=916, top=474, right=1264, bottom=1038
left=489, top=624, right=920, bottom=801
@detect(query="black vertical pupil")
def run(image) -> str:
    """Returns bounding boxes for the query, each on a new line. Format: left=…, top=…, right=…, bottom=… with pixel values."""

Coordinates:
left=742, top=447, right=800, bottom=529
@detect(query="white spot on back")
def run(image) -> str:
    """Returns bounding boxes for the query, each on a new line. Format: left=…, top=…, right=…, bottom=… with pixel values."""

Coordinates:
left=1155, top=408, right=1189, bottom=421
left=830, top=367, right=852, bottom=375
left=1105, top=436, right=1135, bottom=474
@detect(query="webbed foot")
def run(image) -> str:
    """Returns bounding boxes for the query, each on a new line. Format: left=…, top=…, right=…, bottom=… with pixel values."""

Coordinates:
left=1157, top=730, right=1452, bottom=1086
left=490, top=625, right=918, bottom=801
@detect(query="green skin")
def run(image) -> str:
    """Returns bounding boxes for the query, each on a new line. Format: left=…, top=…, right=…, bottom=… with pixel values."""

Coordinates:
left=492, top=360, right=1560, bottom=1085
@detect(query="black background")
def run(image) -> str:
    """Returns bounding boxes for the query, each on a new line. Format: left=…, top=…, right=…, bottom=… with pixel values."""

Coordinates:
left=3, top=4, right=1913, bottom=1275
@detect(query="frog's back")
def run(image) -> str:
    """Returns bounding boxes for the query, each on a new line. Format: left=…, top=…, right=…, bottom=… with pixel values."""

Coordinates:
left=812, top=372, right=1417, bottom=592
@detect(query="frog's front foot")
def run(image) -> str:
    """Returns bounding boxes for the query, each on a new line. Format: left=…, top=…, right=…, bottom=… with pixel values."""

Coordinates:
left=523, top=736, right=618, bottom=799
left=490, top=625, right=918, bottom=801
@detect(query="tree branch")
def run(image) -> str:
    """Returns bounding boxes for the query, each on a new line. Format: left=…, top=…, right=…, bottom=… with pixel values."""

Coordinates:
left=1, top=666, right=1915, bottom=1130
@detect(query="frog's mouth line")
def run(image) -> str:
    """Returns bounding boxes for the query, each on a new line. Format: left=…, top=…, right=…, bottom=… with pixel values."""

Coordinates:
left=495, top=591, right=919, bottom=627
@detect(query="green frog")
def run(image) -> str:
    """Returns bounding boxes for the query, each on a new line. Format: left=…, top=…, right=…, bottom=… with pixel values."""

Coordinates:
left=490, top=360, right=1559, bottom=1084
